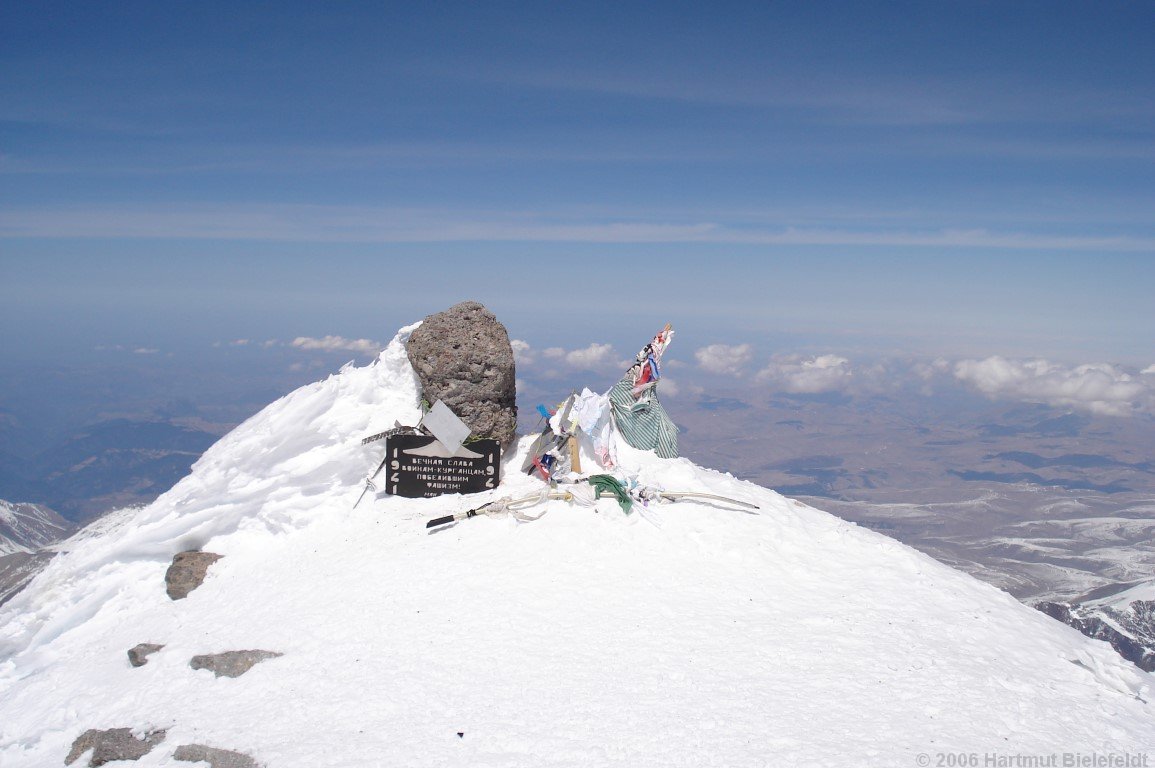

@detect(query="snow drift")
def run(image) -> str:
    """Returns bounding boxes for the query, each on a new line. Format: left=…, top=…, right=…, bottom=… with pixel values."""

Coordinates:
left=0, top=323, right=1151, bottom=767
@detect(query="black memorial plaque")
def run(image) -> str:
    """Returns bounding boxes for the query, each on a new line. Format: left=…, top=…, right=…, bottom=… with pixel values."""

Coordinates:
left=383, top=435, right=501, bottom=498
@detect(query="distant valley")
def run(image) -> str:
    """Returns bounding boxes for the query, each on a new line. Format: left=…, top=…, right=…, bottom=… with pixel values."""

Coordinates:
left=674, top=387, right=1155, bottom=605
left=0, top=418, right=221, bottom=522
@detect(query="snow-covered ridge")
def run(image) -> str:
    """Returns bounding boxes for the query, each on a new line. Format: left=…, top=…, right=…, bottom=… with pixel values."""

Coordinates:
left=1038, top=578, right=1155, bottom=672
left=0, top=500, right=71, bottom=556
left=1, top=323, right=1152, bottom=767
left=0, top=322, right=423, bottom=659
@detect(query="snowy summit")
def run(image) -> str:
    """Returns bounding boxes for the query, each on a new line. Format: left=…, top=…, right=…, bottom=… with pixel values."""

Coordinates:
left=0, top=322, right=1151, bottom=767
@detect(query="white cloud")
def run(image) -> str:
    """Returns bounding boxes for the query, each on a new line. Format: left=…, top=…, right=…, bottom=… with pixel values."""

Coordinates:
left=756, top=354, right=853, bottom=393
left=510, top=339, right=534, bottom=365
left=694, top=344, right=753, bottom=377
left=133, top=347, right=159, bottom=355
left=1142, top=364, right=1155, bottom=376
left=906, top=357, right=954, bottom=395
left=564, top=343, right=617, bottom=369
left=514, top=341, right=625, bottom=381
left=912, top=358, right=952, bottom=381
left=953, top=356, right=1153, bottom=417
left=290, top=335, right=381, bottom=355
left=230, top=339, right=250, bottom=347
left=659, top=378, right=680, bottom=397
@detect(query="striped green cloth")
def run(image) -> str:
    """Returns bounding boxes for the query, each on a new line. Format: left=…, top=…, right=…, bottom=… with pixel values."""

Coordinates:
left=607, top=379, right=679, bottom=459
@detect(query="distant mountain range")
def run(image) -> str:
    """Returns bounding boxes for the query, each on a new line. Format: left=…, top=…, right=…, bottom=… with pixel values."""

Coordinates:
left=0, top=415, right=226, bottom=608
left=0, top=418, right=220, bottom=522
left=0, top=500, right=72, bottom=607
left=0, top=500, right=71, bottom=555
left=1038, top=581, right=1155, bottom=672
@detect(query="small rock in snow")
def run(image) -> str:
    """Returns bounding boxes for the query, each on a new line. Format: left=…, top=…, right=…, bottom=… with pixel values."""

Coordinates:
left=189, top=650, right=283, bottom=678
left=174, top=743, right=262, bottom=767
left=64, top=727, right=166, bottom=766
left=165, top=551, right=223, bottom=600
left=127, top=643, right=165, bottom=667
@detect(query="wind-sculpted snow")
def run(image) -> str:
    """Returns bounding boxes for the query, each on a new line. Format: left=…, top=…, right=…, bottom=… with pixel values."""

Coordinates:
left=0, top=323, right=423, bottom=662
left=1, top=322, right=1152, bottom=767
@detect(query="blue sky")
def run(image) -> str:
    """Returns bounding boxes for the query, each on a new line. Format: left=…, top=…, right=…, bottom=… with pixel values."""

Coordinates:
left=1, top=1, right=1153, bottom=366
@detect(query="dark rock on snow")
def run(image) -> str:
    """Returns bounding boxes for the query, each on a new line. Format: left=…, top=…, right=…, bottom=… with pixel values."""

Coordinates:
left=127, top=643, right=165, bottom=667
left=64, top=727, right=166, bottom=766
left=405, top=301, right=518, bottom=449
left=174, top=743, right=262, bottom=767
left=165, top=550, right=222, bottom=600
left=189, top=649, right=283, bottom=678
